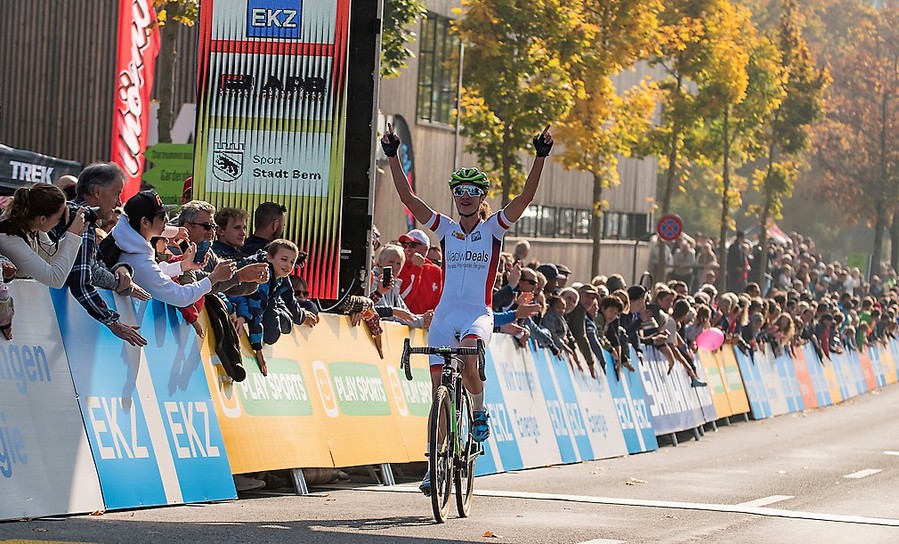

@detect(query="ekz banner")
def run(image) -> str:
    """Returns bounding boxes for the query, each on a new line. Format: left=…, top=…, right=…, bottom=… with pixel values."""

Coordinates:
left=193, top=0, right=351, bottom=298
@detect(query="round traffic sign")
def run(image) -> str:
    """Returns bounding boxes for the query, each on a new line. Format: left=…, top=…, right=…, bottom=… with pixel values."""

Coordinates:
left=656, top=214, right=684, bottom=242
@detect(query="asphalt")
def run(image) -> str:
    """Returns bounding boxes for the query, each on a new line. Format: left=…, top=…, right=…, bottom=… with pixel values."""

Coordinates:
left=3, top=382, right=899, bottom=544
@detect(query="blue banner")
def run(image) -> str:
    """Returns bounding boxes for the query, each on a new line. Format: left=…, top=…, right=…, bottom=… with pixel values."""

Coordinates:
left=733, top=348, right=772, bottom=419
left=530, top=347, right=580, bottom=464
left=802, top=345, right=832, bottom=407
left=774, top=351, right=804, bottom=413
left=606, top=351, right=657, bottom=454
left=51, top=291, right=235, bottom=509
left=637, top=347, right=702, bottom=435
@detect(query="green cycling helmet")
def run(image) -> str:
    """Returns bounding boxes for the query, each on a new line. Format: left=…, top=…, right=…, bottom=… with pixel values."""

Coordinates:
left=448, top=167, right=489, bottom=189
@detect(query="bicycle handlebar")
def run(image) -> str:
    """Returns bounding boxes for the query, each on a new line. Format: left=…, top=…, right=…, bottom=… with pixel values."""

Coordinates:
left=400, top=340, right=487, bottom=382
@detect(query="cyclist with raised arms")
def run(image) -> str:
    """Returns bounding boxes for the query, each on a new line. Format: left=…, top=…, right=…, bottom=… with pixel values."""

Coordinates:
left=381, top=124, right=554, bottom=494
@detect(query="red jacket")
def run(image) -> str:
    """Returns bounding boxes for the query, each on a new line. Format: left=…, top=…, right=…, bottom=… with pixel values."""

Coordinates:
left=397, top=259, right=443, bottom=314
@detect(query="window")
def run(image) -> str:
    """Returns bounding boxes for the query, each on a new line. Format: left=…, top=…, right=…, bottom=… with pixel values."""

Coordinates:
left=417, top=13, right=460, bottom=125
left=509, top=206, right=647, bottom=241
left=539, top=207, right=557, bottom=238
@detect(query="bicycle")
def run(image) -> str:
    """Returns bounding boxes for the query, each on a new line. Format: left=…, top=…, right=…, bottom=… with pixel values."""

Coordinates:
left=400, top=338, right=487, bottom=523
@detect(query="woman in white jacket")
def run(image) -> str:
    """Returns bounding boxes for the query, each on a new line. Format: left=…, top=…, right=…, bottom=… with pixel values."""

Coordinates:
left=112, top=190, right=234, bottom=307
left=0, top=183, right=87, bottom=288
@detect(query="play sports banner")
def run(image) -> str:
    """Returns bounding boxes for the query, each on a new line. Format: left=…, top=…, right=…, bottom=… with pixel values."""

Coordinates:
left=193, top=0, right=351, bottom=298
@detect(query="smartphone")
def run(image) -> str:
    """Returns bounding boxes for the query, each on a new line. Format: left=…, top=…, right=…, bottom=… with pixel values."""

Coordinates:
left=194, top=240, right=211, bottom=264
left=382, top=266, right=392, bottom=287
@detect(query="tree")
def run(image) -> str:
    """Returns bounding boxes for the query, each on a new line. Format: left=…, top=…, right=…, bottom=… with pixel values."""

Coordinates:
left=646, top=0, right=754, bottom=282
left=555, top=0, right=663, bottom=277
left=815, top=5, right=899, bottom=278
left=151, top=1, right=199, bottom=144
left=455, top=0, right=581, bottom=206
left=752, top=0, right=828, bottom=282
left=381, top=0, right=427, bottom=78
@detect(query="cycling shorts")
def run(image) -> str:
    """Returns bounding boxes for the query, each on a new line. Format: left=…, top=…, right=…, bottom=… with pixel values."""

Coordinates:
left=427, top=305, right=493, bottom=367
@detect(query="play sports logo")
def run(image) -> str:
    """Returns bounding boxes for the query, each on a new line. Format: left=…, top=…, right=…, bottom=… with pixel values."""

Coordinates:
left=312, top=360, right=339, bottom=417
left=247, top=0, right=302, bottom=39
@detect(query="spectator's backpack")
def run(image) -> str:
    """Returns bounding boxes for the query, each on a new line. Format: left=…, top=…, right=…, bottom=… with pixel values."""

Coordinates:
left=98, top=233, right=122, bottom=270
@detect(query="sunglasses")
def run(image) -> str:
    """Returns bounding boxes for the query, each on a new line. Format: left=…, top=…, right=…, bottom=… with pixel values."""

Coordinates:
left=401, top=241, right=423, bottom=249
left=188, top=221, right=217, bottom=231
left=452, top=185, right=486, bottom=197
left=520, top=277, right=537, bottom=285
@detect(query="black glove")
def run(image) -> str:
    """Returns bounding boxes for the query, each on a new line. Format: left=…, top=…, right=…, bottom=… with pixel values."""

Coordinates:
left=533, top=131, right=553, bottom=157
left=381, top=133, right=401, bottom=157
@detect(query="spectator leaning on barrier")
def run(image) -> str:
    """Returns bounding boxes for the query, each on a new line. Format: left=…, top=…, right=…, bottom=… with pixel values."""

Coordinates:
left=242, top=201, right=287, bottom=256
left=228, top=239, right=318, bottom=376
left=369, top=244, right=428, bottom=328
left=212, top=206, right=250, bottom=261
left=0, top=184, right=85, bottom=288
left=396, top=228, right=443, bottom=314
left=176, top=200, right=269, bottom=295
left=63, top=163, right=150, bottom=347
left=111, top=190, right=237, bottom=308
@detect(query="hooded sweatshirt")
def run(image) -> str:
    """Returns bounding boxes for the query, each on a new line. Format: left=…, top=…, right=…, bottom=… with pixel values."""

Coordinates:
left=111, top=214, right=211, bottom=308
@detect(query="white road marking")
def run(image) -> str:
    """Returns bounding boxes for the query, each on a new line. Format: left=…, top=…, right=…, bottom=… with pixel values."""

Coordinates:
left=843, top=469, right=882, bottom=479
left=737, top=495, right=794, bottom=508
left=577, top=540, right=625, bottom=544
left=356, top=485, right=899, bottom=527
left=883, top=451, right=899, bottom=456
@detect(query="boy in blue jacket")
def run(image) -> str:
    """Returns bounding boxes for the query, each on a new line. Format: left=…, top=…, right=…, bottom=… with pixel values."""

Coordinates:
left=229, top=239, right=318, bottom=375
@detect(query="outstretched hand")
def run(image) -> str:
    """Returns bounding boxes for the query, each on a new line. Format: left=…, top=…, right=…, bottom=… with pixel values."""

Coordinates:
left=380, top=123, right=401, bottom=157
left=533, top=125, right=554, bottom=157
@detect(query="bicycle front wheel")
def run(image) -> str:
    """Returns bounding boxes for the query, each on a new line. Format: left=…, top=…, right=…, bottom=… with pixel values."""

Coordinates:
left=429, top=385, right=454, bottom=523
left=455, top=389, right=476, bottom=517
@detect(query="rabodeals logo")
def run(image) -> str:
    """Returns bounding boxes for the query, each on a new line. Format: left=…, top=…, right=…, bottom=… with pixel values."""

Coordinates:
left=247, top=0, right=302, bottom=39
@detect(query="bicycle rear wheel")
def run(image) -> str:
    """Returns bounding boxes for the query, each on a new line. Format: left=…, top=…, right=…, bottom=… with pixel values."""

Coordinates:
left=429, top=385, right=453, bottom=523
left=454, top=389, right=476, bottom=517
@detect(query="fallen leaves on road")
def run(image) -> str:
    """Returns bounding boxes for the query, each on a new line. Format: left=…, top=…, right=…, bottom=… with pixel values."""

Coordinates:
left=483, top=530, right=503, bottom=538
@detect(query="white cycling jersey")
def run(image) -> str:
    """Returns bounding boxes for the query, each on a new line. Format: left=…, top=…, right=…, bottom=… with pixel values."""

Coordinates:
left=425, top=210, right=512, bottom=309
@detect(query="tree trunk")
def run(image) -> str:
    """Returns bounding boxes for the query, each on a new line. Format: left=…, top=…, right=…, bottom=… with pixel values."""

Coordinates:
left=591, top=173, right=603, bottom=278
left=890, top=212, right=899, bottom=272
left=156, top=15, right=178, bottom=144
left=501, top=125, right=513, bottom=207
left=872, top=199, right=887, bottom=280
left=656, top=74, right=684, bottom=283
left=717, top=107, right=731, bottom=293
left=757, top=190, right=772, bottom=288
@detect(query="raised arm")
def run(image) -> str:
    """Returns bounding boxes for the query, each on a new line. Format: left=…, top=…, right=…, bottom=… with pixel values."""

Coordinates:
left=381, top=126, right=436, bottom=225
left=503, top=126, right=554, bottom=223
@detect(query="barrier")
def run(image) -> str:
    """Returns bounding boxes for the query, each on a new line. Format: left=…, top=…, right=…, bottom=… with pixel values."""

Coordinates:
left=11, top=278, right=899, bottom=518
left=604, top=352, right=658, bottom=454
left=0, top=282, right=104, bottom=521
left=51, top=291, right=236, bottom=510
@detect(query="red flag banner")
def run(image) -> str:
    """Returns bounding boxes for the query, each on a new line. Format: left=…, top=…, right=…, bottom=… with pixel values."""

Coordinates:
left=110, top=0, right=160, bottom=199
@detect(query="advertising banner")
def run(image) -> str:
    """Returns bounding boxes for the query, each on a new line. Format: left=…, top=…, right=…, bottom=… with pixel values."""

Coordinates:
left=732, top=348, right=771, bottom=420
left=866, top=346, right=887, bottom=388
left=690, top=355, right=718, bottom=424
left=541, top=348, right=597, bottom=461
left=0, top=282, right=104, bottom=521
left=529, top=348, right=582, bottom=464
left=773, top=350, right=804, bottom=413
left=696, top=349, right=733, bottom=419
left=606, top=351, right=658, bottom=454
left=856, top=349, right=879, bottom=391
left=790, top=346, right=820, bottom=409
left=829, top=351, right=857, bottom=400
left=750, top=348, right=791, bottom=416
left=193, top=0, right=352, bottom=298
left=52, top=292, right=236, bottom=509
left=203, top=318, right=429, bottom=474
left=717, top=349, right=751, bottom=416
left=0, top=144, right=82, bottom=193
left=567, top=353, right=629, bottom=459
left=111, top=0, right=160, bottom=199
left=638, top=348, right=702, bottom=435
left=882, top=340, right=899, bottom=384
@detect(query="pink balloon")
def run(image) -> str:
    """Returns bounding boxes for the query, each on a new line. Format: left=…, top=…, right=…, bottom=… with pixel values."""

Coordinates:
left=696, top=327, right=725, bottom=351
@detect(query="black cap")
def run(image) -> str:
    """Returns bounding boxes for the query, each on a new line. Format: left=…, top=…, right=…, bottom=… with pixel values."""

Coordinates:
left=627, top=285, right=647, bottom=301
left=124, top=190, right=177, bottom=223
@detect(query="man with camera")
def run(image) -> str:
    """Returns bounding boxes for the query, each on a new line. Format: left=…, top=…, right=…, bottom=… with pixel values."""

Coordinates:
left=62, top=163, right=150, bottom=347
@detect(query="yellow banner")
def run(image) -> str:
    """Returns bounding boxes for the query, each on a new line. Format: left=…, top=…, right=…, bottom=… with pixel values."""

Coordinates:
left=878, top=343, right=899, bottom=385
left=718, top=349, right=750, bottom=415
left=697, top=349, right=733, bottom=419
left=199, top=315, right=430, bottom=474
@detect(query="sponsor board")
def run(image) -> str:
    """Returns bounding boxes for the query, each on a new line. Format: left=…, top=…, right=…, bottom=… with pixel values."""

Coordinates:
left=717, top=349, right=751, bottom=416
left=696, top=349, right=734, bottom=419
left=790, top=347, right=820, bottom=409
left=732, top=347, right=772, bottom=420
left=0, top=282, right=103, bottom=521
left=772, top=349, right=805, bottom=414
left=51, top=291, right=235, bottom=509
left=606, top=350, right=657, bottom=454
left=529, top=348, right=580, bottom=464
left=638, top=347, right=702, bottom=435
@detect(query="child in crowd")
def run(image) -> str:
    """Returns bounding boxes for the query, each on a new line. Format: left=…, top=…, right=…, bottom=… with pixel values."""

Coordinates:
left=229, top=239, right=319, bottom=376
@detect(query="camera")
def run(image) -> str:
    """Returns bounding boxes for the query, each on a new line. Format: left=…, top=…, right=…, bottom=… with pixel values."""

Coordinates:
left=60, top=202, right=100, bottom=229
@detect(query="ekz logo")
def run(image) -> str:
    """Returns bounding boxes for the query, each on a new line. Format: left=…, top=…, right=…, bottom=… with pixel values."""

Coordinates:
left=247, top=0, right=302, bottom=39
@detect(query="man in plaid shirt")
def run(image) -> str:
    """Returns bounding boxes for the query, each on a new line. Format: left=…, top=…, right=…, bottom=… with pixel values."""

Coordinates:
left=65, top=163, right=149, bottom=346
